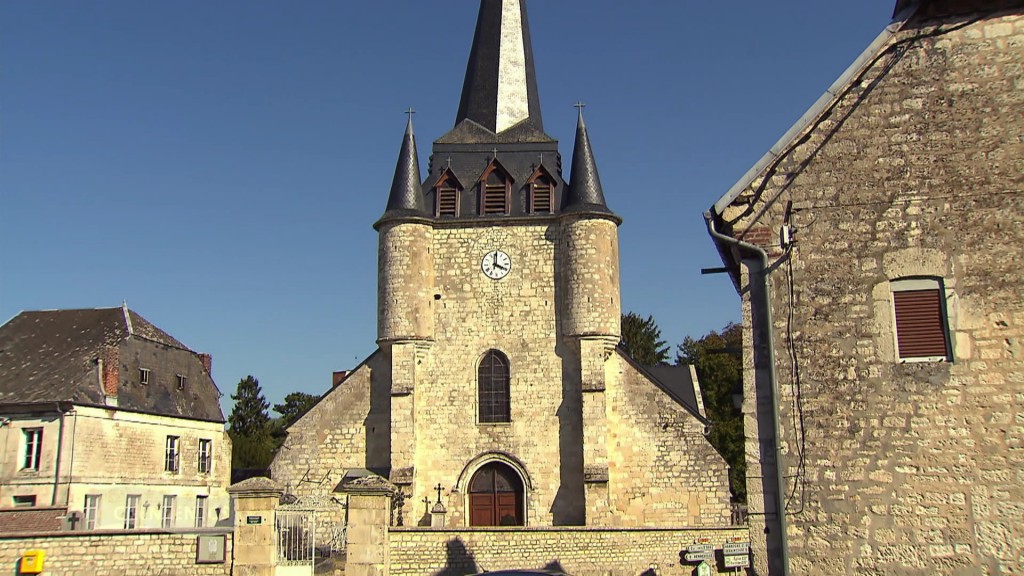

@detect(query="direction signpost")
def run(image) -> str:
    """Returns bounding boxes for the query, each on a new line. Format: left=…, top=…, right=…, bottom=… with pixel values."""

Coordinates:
left=722, top=541, right=751, bottom=569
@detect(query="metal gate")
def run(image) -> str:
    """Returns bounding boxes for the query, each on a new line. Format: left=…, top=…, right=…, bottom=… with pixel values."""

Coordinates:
left=276, top=506, right=347, bottom=576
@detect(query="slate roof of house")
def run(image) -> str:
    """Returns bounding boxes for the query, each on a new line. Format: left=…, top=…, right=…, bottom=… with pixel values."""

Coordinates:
left=0, top=507, right=66, bottom=534
left=0, top=307, right=224, bottom=422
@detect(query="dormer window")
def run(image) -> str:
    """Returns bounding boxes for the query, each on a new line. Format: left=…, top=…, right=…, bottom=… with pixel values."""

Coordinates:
left=434, top=169, right=462, bottom=218
left=480, top=161, right=511, bottom=215
left=528, top=167, right=555, bottom=214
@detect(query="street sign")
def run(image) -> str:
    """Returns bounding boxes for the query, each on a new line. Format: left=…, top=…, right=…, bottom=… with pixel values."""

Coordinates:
left=696, top=560, right=712, bottom=576
left=723, top=542, right=750, bottom=555
left=688, top=543, right=713, bottom=553
left=684, top=552, right=713, bottom=563
left=724, top=554, right=751, bottom=568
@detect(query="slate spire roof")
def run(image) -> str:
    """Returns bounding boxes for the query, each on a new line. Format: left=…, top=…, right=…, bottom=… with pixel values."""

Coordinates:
left=377, top=114, right=426, bottom=227
left=563, top=106, right=615, bottom=217
left=446, top=0, right=547, bottom=142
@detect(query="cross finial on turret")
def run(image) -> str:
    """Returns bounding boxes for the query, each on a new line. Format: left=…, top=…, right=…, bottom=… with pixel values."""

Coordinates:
left=574, top=101, right=586, bottom=115
left=405, top=107, right=416, bottom=119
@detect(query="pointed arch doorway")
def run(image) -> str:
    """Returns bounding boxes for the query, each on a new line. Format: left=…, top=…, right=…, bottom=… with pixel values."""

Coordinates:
left=469, top=462, right=525, bottom=526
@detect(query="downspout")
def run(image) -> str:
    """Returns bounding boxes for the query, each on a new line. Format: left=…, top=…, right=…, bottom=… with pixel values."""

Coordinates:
left=65, top=409, right=79, bottom=509
left=52, top=402, right=69, bottom=506
left=705, top=211, right=790, bottom=576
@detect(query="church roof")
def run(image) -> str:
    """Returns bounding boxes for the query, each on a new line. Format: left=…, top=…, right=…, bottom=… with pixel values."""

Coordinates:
left=0, top=306, right=225, bottom=422
left=563, top=107, right=615, bottom=217
left=442, top=0, right=549, bottom=143
left=377, top=116, right=427, bottom=227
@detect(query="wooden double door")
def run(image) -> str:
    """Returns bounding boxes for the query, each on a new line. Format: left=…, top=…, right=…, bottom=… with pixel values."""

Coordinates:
left=468, top=462, right=524, bottom=526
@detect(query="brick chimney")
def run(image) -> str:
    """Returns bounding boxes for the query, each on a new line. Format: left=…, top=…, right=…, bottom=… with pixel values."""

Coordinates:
left=332, top=370, right=351, bottom=388
left=100, top=346, right=120, bottom=404
left=198, top=353, right=213, bottom=375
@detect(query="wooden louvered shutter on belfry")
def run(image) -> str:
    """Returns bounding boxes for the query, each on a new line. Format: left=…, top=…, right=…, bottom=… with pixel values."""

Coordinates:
left=893, top=289, right=948, bottom=358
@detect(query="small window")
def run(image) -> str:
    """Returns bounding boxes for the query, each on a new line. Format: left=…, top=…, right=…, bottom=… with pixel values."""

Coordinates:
left=892, top=278, right=951, bottom=361
left=13, top=495, right=36, bottom=507
left=161, top=495, right=176, bottom=529
left=198, top=439, right=212, bottom=474
left=124, top=495, right=140, bottom=529
left=176, top=374, right=186, bottom=390
left=22, top=428, right=43, bottom=470
left=165, top=436, right=180, bottom=473
left=478, top=350, right=511, bottom=423
left=84, top=494, right=101, bottom=530
left=195, top=495, right=208, bottom=528
left=139, top=368, right=150, bottom=385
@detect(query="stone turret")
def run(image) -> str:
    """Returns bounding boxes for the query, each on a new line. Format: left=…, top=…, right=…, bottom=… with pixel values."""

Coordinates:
left=375, top=116, right=435, bottom=345
left=561, top=107, right=621, bottom=345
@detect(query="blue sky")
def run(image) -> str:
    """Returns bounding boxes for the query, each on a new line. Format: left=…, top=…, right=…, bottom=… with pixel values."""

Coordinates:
left=1, top=0, right=896, bottom=415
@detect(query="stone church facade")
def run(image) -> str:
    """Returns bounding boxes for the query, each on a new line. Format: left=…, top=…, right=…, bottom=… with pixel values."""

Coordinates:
left=706, top=0, right=1024, bottom=574
left=272, top=0, right=732, bottom=531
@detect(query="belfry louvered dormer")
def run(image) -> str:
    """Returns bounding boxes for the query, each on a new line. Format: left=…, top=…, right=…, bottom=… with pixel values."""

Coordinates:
left=434, top=167, right=463, bottom=218
left=480, top=159, right=512, bottom=216
left=527, top=165, right=556, bottom=214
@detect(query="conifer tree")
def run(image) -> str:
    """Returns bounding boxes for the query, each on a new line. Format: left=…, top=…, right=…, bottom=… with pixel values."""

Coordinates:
left=620, top=312, right=670, bottom=366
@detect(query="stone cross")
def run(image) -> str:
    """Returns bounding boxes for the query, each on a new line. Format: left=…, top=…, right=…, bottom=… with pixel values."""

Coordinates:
left=435, top=483, right=444, bottom=504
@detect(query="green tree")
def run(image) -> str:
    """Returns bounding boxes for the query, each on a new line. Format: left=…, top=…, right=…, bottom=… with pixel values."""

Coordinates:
left=273, top=392, right=321, bottom=429
left=678, top=322, right=746, bottom=502
left=227, top=375, right=275, bottom=470
left=620, top=312, right=670, bottom=365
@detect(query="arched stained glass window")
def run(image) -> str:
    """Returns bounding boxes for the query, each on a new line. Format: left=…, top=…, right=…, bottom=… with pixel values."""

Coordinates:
left=478, top=350, right=510, bottom=423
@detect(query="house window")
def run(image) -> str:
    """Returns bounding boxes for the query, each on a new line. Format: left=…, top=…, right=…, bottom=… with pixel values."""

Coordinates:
left=198, top=439, right=212, bottom=474
left=22, top=428, right=43, bottom=470
left=530, top=174, right=554, bottom=214
left=176, top=374, right=186, bottom=390
left=139, top=368, right=150, bottom=385
left=13, top=495, right=36, bottom=507
left=892, top=278, right=951, bottom=361
left=124, top=495, right=140, bottom=529
left=84, top=494, right=101, bottom=530
left=195, top=495, right=208, bottom=528
left=478, top=350, right=511, bottom=423
left=161, top=495, right=176, bottom=529
left=165, top=436, right=180, bottom=473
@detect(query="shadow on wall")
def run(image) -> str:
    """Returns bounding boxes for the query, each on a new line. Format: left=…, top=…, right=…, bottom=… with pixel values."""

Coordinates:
left=433, top=538, right=480, bottom=576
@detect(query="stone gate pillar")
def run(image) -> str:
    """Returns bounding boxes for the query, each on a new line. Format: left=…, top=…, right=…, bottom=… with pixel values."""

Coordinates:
left=341, top=474, right=397, bottom=576
left=229, top=477, right=284, bottom=576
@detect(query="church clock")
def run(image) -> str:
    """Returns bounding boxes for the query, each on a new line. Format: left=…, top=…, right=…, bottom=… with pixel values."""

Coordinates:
left=481, top=250, right=511, bottom=280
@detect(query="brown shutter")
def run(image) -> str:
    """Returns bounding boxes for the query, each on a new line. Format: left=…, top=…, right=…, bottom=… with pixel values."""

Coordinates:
left=437, top=186, right=458, bottom=217
left=483, top=184, right=507, bottom=214
left=893, top=289, right=948, bottom=358
left=531, top=181, right=553, bottom=213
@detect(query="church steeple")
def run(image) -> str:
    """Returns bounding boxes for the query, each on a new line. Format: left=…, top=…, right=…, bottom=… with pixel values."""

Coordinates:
left=563, top=105, right=614, bottom=216
left=450, top=0, right=546, bottom=140
left=376, top=114, right=427, bottom=228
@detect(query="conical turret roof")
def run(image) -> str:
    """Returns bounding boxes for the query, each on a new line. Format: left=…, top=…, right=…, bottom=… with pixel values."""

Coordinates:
left=563, top=107, right=614, bottom=217
left=376, top=115, right=427, bottom=228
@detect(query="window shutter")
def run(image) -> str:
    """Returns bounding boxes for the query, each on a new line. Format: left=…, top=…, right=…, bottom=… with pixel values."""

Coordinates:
left=893, top=289, right=948, bottom=358
left=437, top=185, right=458, bottom=217
left=531, top=180, right=553, bottom=213
left=482, top=184, right=507, bottom=214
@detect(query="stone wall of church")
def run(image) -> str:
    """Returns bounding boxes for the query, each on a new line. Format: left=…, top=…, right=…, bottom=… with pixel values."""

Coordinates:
left=413, top=220, right=576, bottom=526
left=271, top=358, right=380, bottom=497
left=560, top=217, right=621, bottom=339
left=604, top=353, right=733, bottom=527
left=378, top=221, right=435, bottom=342
left=718, top=9, right=1024, bottom=574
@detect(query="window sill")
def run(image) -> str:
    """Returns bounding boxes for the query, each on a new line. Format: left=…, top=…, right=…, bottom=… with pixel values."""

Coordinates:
left=898, top=356, right=950, bottom=363
left=477, top=422, right=512, bottom=428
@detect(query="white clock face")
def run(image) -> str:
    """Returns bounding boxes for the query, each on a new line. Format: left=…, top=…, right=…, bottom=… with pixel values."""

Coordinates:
left=481, top=250, right=512, bottom=280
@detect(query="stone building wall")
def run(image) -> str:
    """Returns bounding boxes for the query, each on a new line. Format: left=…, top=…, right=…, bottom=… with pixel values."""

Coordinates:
left=389, top=526, right=748, bottom=576
left=716, top=7, right=1024, bottom=574
left=0, top=529, right=232, bottom=576
left=605, top=353, right=733, bottom=527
